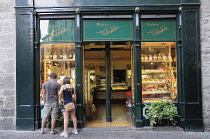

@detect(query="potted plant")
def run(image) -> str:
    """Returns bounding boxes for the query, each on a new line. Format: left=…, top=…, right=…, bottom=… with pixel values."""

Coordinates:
left=146, top=100, right=179, bottom=127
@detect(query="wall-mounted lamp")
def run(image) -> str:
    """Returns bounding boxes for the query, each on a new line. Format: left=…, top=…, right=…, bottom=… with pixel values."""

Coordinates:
left=135, top=7, right=140, bottom=29
left=76, top=8, right=80, bottom=30
left=179, top=7, right=182, bottom=27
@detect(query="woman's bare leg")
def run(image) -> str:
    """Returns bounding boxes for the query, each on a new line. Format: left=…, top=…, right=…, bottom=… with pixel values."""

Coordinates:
left=70, top=110, right=77, bottom=130
left=63, top=111, right=69, bottom=132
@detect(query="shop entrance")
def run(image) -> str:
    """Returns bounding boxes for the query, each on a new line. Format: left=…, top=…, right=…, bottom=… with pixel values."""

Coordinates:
left=83, top=41, right=133, bottom=127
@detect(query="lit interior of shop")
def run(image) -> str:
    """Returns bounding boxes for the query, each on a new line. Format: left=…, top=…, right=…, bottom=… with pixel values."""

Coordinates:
left=39, top=41, right=177, bottom=126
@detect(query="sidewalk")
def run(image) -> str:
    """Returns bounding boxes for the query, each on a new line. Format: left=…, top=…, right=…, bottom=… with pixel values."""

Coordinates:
left=0, top=126, right=209, bottom=139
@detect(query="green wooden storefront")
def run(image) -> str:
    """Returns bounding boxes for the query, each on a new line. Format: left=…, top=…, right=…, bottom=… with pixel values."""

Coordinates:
left=15, top=0, right=203, bottom=131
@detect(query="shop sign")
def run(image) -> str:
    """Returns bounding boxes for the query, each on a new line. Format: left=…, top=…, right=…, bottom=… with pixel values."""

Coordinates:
left=141, top=19, right=176, bottom=41
left=41, top=20, right=74, bottom=43
left=83, top=20, right=133, bottom=41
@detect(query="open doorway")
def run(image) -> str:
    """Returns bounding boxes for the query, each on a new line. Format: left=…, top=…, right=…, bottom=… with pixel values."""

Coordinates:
left=83, top=41, right=133, bottom=127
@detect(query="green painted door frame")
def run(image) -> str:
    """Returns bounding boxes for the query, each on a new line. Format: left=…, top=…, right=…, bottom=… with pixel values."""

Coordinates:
left=105, top=42, right=112, bottom=122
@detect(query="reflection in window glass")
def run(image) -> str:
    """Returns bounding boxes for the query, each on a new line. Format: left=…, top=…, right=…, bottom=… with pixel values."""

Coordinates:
left=141, top=42, right=177, bottom=103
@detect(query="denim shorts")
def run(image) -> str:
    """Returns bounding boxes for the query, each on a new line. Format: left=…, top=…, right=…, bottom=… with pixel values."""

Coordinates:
left=42, top=102, right=59, bottom=120
left=61, top=104, right=77, bottom=112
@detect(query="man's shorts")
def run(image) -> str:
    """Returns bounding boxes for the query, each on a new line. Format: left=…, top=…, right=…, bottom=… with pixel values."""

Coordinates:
left=42, top=103, right=59, bottom=120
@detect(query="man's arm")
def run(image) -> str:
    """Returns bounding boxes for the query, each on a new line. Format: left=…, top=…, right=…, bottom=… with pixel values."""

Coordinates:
left=42, top=88, right=46, bottom=104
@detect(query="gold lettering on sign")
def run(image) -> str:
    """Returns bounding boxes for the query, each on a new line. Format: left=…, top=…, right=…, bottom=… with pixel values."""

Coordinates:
left=96, top=23, right=108, bottom=26
left=96, top=26, right=120, bottom=36
left=49, top=27, right=69, bottom=38
left=146, top=23, right=159, bottom=26
left=147, top=26, right=169, bottom=36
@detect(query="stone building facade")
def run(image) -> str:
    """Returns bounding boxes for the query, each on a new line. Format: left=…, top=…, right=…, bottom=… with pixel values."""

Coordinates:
left=0, top=0, right=210, bottom=131
left=201, top=0, right=210, bottom=132
left=0, top=0, right=16, bottom=129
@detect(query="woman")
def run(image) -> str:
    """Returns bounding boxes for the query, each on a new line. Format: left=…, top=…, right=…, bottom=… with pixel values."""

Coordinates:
left=58, top=77, right=78, bottom=137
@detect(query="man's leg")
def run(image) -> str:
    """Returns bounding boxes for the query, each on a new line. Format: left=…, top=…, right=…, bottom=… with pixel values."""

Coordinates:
left=51, top=103, right=59, bottom=133
left=51, top=119, right=56, bottom=132
left=41, top=118, right=46, bottom=132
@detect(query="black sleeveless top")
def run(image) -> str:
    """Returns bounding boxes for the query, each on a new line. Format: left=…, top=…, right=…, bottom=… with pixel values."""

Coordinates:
left=63, top=85, right=74, bottom=105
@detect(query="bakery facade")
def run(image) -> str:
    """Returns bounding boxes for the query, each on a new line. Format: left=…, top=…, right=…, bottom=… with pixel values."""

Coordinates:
left=10, top=0, right=205, bottom=131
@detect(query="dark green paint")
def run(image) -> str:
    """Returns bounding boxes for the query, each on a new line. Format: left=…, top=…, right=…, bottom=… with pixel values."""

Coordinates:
left=83, top=20, right=133, bottom=41
left=182, top=8, right=203, bottom=131
left=16, top=8, right=35, bottom=130
left=141, top=19, right=176, bottom=41
left=75, top=13, right=85, bottom=128
left=105, top=42, right=111, bottom=122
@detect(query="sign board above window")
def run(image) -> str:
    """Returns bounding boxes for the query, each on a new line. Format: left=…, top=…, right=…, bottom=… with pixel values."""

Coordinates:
left=141, top=19, right=176, bottom=41
left=83, top=20, right=133, bottom=41
left=40, top=20, right=75, bottom=43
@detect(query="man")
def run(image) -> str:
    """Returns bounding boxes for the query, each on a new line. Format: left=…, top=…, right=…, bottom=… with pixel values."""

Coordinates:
left=40, top=73, right=60, bottom=135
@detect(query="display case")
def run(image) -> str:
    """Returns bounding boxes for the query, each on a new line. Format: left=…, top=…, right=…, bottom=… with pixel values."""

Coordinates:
left=96, top=83, right=128, bottom=99
left=141, top=42, right=177, bottom=103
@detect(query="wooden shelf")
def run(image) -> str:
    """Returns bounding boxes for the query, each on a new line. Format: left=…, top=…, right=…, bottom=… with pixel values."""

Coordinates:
left=43, top=59, right=75, bottom=62
left=142, top=91, right=169, bottom=95
left=141, top=60, right=167, bottom=63
left=142, top=82, right=167, bottom=84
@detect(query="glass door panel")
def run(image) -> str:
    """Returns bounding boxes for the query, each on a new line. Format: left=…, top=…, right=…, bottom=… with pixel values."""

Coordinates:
left=110, top=41, right=132, bottom=122
left=83, top=42, right=106, bottom=122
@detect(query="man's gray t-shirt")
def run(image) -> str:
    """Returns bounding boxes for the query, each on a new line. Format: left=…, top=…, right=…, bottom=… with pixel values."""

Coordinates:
left=42, top=80, right=60, bottom=104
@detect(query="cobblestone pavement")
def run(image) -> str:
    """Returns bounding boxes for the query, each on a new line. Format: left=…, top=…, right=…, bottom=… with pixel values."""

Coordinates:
left=0, top=126, right=209, bottom=139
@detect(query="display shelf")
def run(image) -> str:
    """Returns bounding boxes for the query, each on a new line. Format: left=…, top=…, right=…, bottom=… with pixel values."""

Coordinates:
left=43, top=59, right=75, bottom=62
left=141, top=60, right=167, bottom=62
left=141, top=44, right=177, bottom=103
left=142, top=91, right=169, bottom=95
left=142, top=80, right=167, bottom=84
left=142, top=70, right=167, bottom=74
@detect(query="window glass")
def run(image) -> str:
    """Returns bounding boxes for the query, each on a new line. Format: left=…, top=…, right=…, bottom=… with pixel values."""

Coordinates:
left=40, top=20, right=75, bottom=105
left=141, top=42, right=177, bottom=103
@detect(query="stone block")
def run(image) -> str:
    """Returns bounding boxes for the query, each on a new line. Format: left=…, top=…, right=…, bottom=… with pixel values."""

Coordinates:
left=5, top=96, right=15, bottom=108
left=7, top=48, right=16, bottom=59
left=0, top=90, right=2, bottom=98
left=0, top=98, right=4, bottom=106
left=1, top=108, right=15, bottom=117
left=4, top=19, right=15, bottom=33
left=0, top=49, right=7, bottom=60
left=3, top=89, right=15, bottom=96
left=0, top=76, right=4, bottom=89
left=0, top=2, right=14, bottom=13
left=3, top=60, right=14, bottom=73
left=0, top=118, right=14, bottom=130
left=4, top=74, right=15, bottom=89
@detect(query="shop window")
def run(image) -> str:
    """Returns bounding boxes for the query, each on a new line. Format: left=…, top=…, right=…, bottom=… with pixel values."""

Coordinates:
left=141, top=42, right=177, bottom=103
left=39, top=20, right=75, bottom=105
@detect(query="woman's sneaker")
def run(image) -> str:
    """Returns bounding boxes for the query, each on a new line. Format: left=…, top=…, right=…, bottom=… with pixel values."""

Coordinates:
left=60, top=132, right=68, bottom=137
left=72, top=130, right=78, bottom=135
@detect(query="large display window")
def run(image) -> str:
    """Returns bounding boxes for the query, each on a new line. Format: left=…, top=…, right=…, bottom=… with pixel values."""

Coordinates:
left=141, top=42, right=177, bottom=103
left=39, top=20, right=75, bottom=105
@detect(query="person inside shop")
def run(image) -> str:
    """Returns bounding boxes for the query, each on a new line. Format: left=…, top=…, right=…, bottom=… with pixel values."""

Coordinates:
left=40, top=72, right=60, bottom=135
left=58, top=77, right=78, bottom=137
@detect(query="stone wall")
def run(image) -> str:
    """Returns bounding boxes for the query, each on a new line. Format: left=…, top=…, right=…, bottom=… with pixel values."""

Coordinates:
left=0, top=0, right=16, bottom=130
left=201, top=0, right=210, bottom=132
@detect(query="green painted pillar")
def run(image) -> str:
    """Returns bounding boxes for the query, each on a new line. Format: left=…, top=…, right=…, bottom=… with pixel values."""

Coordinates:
left=133, top=9, right=143, bottom=127
left=105, top=42, right=111, bottom=122
left=75, top=9, right=84, bottom=128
